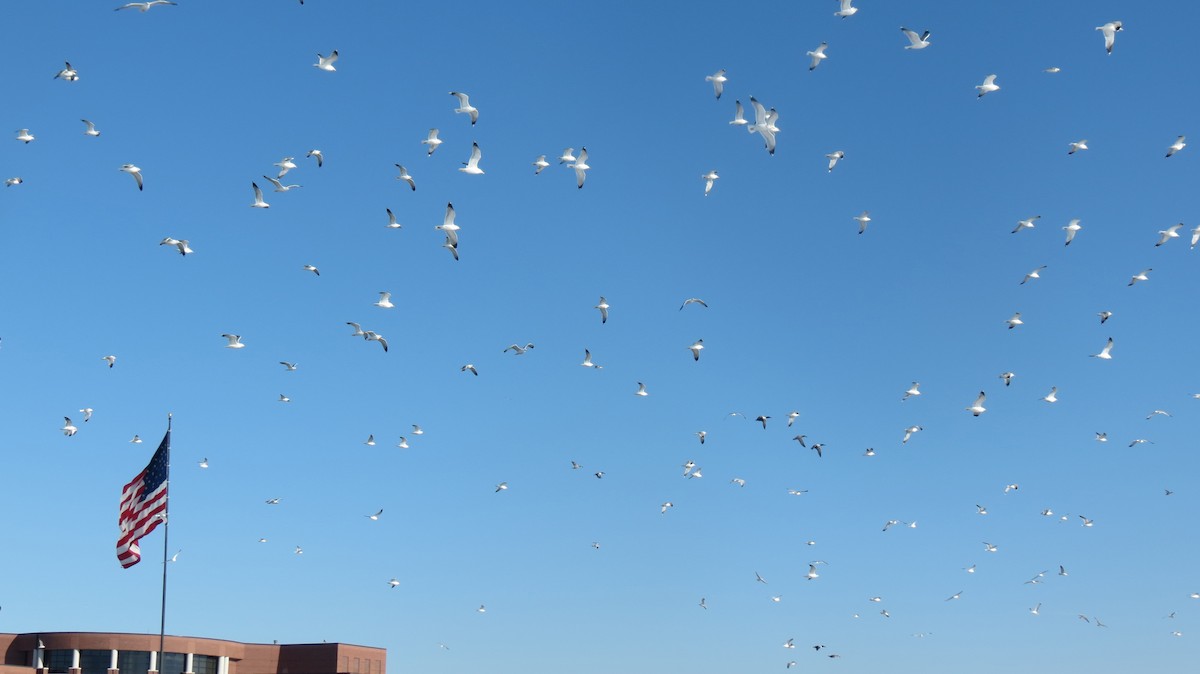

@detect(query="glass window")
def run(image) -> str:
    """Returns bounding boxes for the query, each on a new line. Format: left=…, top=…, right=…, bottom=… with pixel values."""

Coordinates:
left=159, top=653, right=185, bottom=674
left=46, top=650, right=73, bottom=673
left=80, top=650, right=110, bottom=674
left=192, top=655, right=218, bottom=674
left=117, top=651, right=150, bottom=674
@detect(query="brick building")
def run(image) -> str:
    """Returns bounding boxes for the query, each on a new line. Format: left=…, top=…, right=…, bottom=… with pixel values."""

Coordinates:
left=0, top=634, right=384, bottom=674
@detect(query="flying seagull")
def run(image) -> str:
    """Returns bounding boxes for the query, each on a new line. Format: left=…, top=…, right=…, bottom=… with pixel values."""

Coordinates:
left=834, top=0, right=857, bottom=18
left=221, top=334, right=245, bottom=349
left=730, top=100, right=748, bottom=126
left=120, top=164, right=143, bottom=191
left=976, top=74, right=1000, bottom=98
left=1068, top=139, right=1089, bottom=155
left=595, top=296, right=609, bottom=323
left=250, top=182, right=270, bottom=208
left=102, top=355, right=117, bottom=368
left=313, top=51, right=338, bottom=72
left=903, top=382, right=921, bottom=400
left=364, top=331, right=389, bottom=352
left=421, top=129, right=443, bottom=156
left=1096, top=21, right=1123, bottom=55
left=53, top=62, right=79, bottom=81
left=1167, top=136, right=1186, bottom=157
left=1063, top=219, right=1082, bottom=245
left=680, top=298, right=708, bottom=310
left=383, top=208, right=401, bottom=229
left=688, top=339, right=704, bottom=361
left=854, top=211, right=871, bottom=234
left=461, top=364, right=478, bottom=376
left=1156, top=224, right=1183, bottom=247
left=303, top=265, right=319, bottom=276
left=159, top=237, right=193, bottom=256
left=570, top=148, right=590, bottom=188
left=1091, top=338, right=1114, bottom=360
left=263, top=175, right=302, bottom=192
left=1128, top=268, right=1152, bottom=286
left=747, top=97, right=776, bottom=155
left=1013, top=215, right=1041, bottom=234
left=115, top=1, right=177, bottom=10
left=274, top=157, right=297, bottom=177
left=580, top=349, right=601, bottom=369
left=826, top=150, right=844, bottom=172
left=15, top=129, right=35, bottom=144
left=902, top=426, right=922, bottom=444
left=532, top=155, right=549, bottom=174
left=306, top=149, right=323, bottom=167
left=702, top=170, right=719, bottom=196
left=967, top=392, right=987, bottom=416
left=1020, top=266, right=1046, bottom=285
left=807, top=43, right=828, bottom=71
left=705, top=69, right=727, bottom=99
left=449, top=92, right=479, bottom=125
left=395, top=165, right=416, bottom=191
left=901, top=27, right=931, bottom=49
left=459, top=142, right=485, bottom=175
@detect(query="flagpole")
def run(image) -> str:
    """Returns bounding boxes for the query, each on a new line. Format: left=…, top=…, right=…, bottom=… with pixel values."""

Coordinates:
left=158, top=413, right=172, bottom=674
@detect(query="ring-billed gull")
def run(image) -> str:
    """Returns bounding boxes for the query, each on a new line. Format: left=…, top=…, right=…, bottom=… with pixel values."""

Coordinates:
left=901, top=28, right=931, bottom=49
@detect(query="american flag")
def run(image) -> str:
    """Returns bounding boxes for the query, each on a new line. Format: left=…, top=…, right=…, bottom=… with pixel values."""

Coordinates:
left=116, top=431, right=170, bottom=568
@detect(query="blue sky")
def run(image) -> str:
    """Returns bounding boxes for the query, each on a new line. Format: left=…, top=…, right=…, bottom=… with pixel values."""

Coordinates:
left=2, top=1, right=1199, bottom=672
